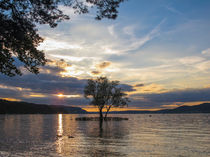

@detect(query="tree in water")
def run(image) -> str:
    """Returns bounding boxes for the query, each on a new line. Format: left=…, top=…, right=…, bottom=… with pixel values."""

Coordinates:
left=0, top=0, right=125, bottom=76
left=84, top=77, right=129, bottom=121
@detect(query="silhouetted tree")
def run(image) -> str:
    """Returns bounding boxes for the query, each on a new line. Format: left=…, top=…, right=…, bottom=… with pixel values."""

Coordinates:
left=84, top=77, right=129, bottom=121
left=0, top=0, right=125, bottom=76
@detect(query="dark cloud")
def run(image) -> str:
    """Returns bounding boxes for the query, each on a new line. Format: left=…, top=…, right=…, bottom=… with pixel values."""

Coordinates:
left=128, top=99, right=172, bottom=109
left=129, top=88, right=210, bottom=108
left=91, top=70, right=101, bottom=75
left=144, top=88, right=210, bottom=103
left=40, top=65, right=64, bottom=74
left=0, top=72, right=86, bottom=95
left=135, top=83, right=144, bottom=87
left=118, top=84, right=136, bottom=92
left=0, top=88, right=23, bottom=98
left=21, top=96, right=89, bottom=106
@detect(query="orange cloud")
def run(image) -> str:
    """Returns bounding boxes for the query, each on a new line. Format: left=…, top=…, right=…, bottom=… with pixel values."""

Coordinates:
left=2, top=98, right=21, bottom=102
left=127, top=83, right=167, bottom=95
left=135, top=83, right=144, bottom=87
left=97, top=61, right=111, bottom=69
left=91, top=70, right=101, bottom=75
left=55, top=94, right=82, bottom=98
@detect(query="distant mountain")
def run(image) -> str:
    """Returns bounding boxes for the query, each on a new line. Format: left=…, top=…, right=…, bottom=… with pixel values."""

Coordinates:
left=1, top=99, right=210, bottom=114
left=157, top=103, right=210, bottom=113
left=109, top=103, right=210, bottom=114
left=0, top=99, right=87, bottom=114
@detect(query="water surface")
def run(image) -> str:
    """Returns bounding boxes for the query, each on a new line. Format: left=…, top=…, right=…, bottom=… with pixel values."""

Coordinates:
left=0, top=114, right=209, bottom=157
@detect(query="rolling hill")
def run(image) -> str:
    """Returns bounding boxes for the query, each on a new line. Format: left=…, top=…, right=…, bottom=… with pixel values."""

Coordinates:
left=0, top=99, right=87, bottom=114
left=109, top=103, right=210, bottom=114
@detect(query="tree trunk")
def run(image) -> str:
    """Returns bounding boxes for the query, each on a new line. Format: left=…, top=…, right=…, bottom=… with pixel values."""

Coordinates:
left=104, top=105, right=112, bottom=120
left=99, top=108, right=103, bottom=129
left=99, top=108, right=103, bottom=121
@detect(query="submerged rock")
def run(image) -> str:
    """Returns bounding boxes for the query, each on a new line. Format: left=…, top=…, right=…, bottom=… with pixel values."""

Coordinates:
left=56, top=135, right=62, bottom=138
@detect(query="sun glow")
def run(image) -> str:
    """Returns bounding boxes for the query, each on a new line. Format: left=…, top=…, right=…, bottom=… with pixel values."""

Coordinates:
left=57, top=93, right=64, bottom=97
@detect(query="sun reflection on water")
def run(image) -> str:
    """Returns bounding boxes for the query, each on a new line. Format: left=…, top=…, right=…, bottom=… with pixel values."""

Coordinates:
left=58, top=114, right=63, bottom=136
left=56, top=114, right=63, bottom=154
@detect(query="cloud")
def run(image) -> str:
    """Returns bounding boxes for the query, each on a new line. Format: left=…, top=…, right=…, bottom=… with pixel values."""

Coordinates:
left=0, top=71, right=87, bottom=106
left=38, top=38, right=82, bottom=51
left=148, top=88, right=210, bottom=102
left=140, top=84, right=166, bottom=93
left=165, top=6, right=182, bottom=15
left=195, top=60, right=210, bottom=71
left=129, top=87, right=210, bottom=108
left=108, top=25, right=117, bottom=38
left=123, top=25, right=136, bottom=37
left=1, top=98, right=21, bottom=102
left=118, top=84, right=136, bottom=92
left=202, top=48, right=210, bottom=56
left=128, top=83, right=167, bottom=95
left=97, top=61, right=111, bottom=69
left=135, top=83, right=144, bottom=87
left=0, top=72, right=86, bottom=96
left=179, top=56, right=205, bottom=65
left=50, top=55, right=87, bottom=62
left=0, top=88, right=23, bottom=98
left=111, top=19, right=165, bottom=54
left=91, top=70, right=101, bottom=75
left=0, top=60, right=136, bottom=106
left=38, top=17, right=165, bottom=59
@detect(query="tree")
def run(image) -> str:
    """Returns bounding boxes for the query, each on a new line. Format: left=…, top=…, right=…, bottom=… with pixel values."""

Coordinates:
left=84, top=77, right=129, bottom=121
left=0, top=0, right=125, bottom=76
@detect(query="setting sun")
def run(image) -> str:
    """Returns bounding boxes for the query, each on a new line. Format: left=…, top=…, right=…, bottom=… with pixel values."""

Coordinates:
left=57, top=93, right=64, bottom=97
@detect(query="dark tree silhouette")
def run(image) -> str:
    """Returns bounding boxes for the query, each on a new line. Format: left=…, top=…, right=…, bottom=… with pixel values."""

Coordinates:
left=0, top=0, right=125, bottom=76
left=84, top=77, right=129, bottom=121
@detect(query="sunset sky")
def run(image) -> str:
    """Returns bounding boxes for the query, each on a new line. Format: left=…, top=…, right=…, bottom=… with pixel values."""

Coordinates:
left=1, top=0, right=210, bottom=111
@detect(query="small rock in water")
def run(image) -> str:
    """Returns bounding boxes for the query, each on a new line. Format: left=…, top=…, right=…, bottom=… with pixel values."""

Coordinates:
left=57, top=135, right=62, bottom=137
left=56, top=135, right=62, bottom=138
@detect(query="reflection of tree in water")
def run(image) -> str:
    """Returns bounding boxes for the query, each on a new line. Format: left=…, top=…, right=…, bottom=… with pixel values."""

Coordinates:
left=76, top=118, right=129, bottom=157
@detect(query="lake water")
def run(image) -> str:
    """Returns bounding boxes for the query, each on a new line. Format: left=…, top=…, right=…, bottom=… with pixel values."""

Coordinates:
left=0, top=114, right=210, bottom=157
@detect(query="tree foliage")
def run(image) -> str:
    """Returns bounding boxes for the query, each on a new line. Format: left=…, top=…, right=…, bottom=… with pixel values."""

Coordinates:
left=84, top=77, right=129, bottom=120
left=0, top=0, right=125, bottom=76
